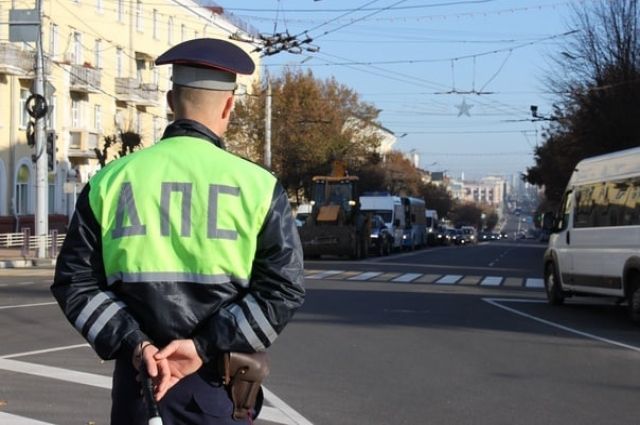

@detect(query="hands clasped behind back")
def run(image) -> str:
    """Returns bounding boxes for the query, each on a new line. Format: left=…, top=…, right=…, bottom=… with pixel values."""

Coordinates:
left=133, top=339, right=204, bottom=401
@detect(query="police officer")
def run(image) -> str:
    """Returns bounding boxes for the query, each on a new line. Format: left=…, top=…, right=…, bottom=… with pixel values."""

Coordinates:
left=51, top=38, right=305, bottom=424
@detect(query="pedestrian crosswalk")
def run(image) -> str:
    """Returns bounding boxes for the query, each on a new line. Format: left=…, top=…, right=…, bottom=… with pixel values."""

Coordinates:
left=304, top=269, right=545, bottom=289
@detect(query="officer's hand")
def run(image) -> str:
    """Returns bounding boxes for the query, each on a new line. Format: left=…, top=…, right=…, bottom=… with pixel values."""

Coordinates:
left=132, top=342, right=159, bottom=377
left=153, top=339, right=203, bottom=400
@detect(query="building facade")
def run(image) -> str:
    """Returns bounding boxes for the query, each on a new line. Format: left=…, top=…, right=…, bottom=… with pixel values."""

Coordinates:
left=0, top=0, right=259, bottom=232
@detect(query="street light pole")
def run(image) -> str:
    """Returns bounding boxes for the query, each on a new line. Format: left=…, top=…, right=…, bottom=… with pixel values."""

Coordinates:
left=34, top=0, right=48, bottom=258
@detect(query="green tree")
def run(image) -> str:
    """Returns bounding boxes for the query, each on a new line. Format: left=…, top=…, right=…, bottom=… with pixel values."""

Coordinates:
left=226, top=69, right=381, bottom=201
left=449, top=202, right=483, bottom=228
left=418, top=183, right=453, bottom=219
left=526, top=0, right=640, bottom=206
left=95, top=131, right=143, bottom=168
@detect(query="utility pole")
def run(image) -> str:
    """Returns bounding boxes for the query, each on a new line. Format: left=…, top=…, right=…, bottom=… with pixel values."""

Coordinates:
left=264, top=80, right=272, bottom=168
left=34, top=0, right=48, bottom=258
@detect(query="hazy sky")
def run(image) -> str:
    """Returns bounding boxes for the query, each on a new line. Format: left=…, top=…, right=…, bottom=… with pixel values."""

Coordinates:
left=224, top=0, right=582, bottom=180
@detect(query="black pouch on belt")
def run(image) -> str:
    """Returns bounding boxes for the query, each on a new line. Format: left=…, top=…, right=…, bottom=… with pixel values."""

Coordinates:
left=219, top=352, right=270, bottom=420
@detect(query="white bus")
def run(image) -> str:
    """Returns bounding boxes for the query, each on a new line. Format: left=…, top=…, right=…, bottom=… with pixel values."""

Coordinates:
left=401, top=196, right=426, bottom=249
left=359, top=195, right=405, bottom=250
left=542, top=147, right=640, bottom=322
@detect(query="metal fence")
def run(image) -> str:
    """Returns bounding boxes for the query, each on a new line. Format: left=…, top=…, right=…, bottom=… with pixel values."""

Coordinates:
left=0, top=230, right=66, bottom=258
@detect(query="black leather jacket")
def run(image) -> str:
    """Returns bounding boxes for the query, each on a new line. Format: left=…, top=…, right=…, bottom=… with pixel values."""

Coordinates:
left=51, top=120, right=305, bottom=363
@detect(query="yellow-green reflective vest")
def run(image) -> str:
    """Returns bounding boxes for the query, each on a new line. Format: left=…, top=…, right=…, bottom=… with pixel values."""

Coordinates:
left=88, top=136, right=277, bottom=286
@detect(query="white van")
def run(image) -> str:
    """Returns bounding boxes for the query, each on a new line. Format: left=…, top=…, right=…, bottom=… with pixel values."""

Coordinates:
left=542, top=147, right=640, bottom=322
left=360, top=195, right=405, bottom=250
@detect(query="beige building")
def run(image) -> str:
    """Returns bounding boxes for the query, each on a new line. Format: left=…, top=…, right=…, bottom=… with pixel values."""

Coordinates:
left=0, top=1, right=259, bottom=231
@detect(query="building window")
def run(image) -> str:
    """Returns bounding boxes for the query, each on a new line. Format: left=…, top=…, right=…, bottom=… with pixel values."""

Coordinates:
left=71, top=98, right=81, bottom=128
left=168, top=17, right=174, bottom=45
left=19, top=88, right=29, bottom=129
left=94, top=105, right=102, bottom=131
left=96, top=0, right=103, bottom=13
left=116, top=48, right=123, bottom=77
left=49, top=23, right=59, bottom=57
left=152, top=9, right=158, bottom=39
left=181, top=24, right=186, bottom=42
left=117, top=0, right=124, bottom=22
left=136, top=0, right=143, bottom=32
left=136, top=59, right=145, bottom=81
left=94, top=39, right=102, bottom=69
left=16, top=165, right=30, bottom=215
left=152, top=66, right=159, bottom=86
left=73, top=32, right=82, bottom=64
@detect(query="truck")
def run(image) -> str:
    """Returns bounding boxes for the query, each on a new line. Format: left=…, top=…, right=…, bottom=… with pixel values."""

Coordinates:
left=359, top=194, right=405, bottom=251
left=401, top=196, right=427, bottom=249
left=298, top=162, right=371, bottom=259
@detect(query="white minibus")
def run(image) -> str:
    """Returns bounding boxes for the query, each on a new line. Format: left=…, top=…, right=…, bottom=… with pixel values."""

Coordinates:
left=542, top=147, right=640, bottom=322
left=360, top=194, right=405, bottom=250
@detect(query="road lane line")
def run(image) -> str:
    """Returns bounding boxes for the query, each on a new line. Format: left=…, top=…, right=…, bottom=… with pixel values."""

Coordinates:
left=391, top=273, right=422, bottom=283
left=483, top=298, right=640, bottom=353
left=435, top=275, right=462, bottom=285
left=305, top=270, right=343, bottom=279
left=0, top=358, right=313, bottom=424
left=525, top=278, right=544, bottom=288
left=0, top=302, right=57, bottom=311
left=0, top=344, right=90, bottom=359
left=0, top=412, right=55, bottom=424
left=480, top=276, right=503, bottom=286
left=262, top=387, right=315, bottom=425
left=348, top=272, right=382, bottom=281
left=0, top=358, right=112, bottom=388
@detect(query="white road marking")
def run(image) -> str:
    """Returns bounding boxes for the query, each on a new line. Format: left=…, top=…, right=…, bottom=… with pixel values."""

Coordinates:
left=0, top=302, right=57, bottom=311
left=262, top=387, right=315, bottom=425
left=347, top=271, right=382, bottom=281
left=391, top=273, right=422, bottom=283
left=483, top=298, right=640, bottom=353
left=305, top=270, right=342, bottom=279
left=0, top=412, right=55, bottom=424
left=0, top=346, right=314, bottom=425
left=525, top=278, right=544, bottom=288
left=0, top=344, right=90, bottom=359
left=480, top=276, right=503, bottom=286
left=435, top=275, right=462, bottom=285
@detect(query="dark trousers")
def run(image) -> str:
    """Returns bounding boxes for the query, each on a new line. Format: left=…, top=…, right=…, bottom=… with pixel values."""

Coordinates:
left=111, top=357, right=249, bottom=425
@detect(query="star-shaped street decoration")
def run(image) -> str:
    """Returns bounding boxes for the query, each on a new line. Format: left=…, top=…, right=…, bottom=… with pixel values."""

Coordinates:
left=455, top=98, right=473, bottom=117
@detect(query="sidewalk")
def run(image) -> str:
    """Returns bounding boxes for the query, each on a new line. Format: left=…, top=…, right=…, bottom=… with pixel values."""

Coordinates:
left=0, top=247, right=56, bottom=269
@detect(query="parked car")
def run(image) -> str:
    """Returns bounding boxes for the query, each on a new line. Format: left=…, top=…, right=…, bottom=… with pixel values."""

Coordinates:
left=369, top=215, right=394, bottom=256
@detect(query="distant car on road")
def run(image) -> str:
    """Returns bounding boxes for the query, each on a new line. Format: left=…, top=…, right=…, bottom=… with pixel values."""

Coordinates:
left=460, top=226, right=478, bottom=244
left=369, top=215, right=394, bottom=256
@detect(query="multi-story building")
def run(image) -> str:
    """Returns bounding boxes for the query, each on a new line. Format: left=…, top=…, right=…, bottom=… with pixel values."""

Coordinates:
left=0, top=1, right=260, bottom=232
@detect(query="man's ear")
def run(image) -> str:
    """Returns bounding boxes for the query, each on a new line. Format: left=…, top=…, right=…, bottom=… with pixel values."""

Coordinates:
left=167, top=90, right=174, bottom=112
left=221, top=94, right=234, bottom=120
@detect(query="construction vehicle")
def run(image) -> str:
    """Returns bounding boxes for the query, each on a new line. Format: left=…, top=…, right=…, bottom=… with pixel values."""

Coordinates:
left=298, top=162, right=371, bottom=259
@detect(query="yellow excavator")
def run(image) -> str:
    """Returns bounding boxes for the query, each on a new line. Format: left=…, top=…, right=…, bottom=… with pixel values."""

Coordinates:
left=298, top=162, right=371, bottom=259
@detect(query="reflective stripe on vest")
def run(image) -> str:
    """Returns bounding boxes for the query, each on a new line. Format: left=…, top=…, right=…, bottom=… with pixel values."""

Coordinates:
left=88, top=136, right=277, bottom=286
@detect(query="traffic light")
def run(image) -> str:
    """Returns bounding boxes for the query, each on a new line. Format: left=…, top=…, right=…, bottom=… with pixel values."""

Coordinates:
left=46, top=131, right=57, bottom=173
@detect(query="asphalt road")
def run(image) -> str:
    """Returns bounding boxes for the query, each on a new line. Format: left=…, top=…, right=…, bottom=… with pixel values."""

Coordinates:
left=2, top=238, right=640, bottom=424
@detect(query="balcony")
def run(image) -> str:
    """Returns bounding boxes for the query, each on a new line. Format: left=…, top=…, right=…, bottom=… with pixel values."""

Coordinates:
left=68, top=129, right=99, bottom=163
left=0, top=43, right=35, bottom=76
left=115, top=78, right=160, bottom=106
left=70, top=65, right=102, bottom=93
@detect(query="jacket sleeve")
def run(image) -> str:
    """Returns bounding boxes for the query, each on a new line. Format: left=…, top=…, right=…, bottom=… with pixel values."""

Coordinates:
left=193, top=183, right=305, bottom=362
left=51, top=183, right=149, bottom=360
